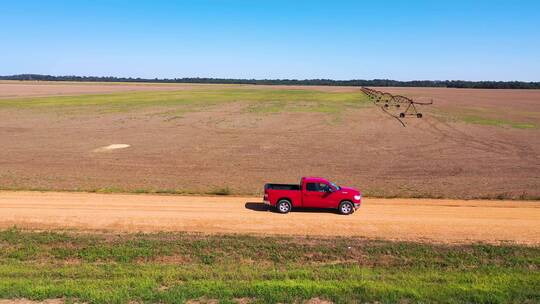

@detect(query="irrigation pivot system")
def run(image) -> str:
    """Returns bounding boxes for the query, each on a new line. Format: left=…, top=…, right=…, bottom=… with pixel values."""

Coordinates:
left=361, top=87, right=433, bottom=126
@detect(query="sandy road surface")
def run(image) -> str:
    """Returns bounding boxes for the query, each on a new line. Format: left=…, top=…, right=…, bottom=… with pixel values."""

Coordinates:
left=0, top=191, right=539, bottom=244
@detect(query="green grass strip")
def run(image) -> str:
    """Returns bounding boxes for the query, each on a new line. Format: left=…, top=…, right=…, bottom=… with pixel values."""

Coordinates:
left=0, top=229, right=538, bottom=303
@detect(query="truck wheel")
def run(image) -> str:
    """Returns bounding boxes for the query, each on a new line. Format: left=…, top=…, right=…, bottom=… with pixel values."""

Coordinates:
left=276, top=199, right=292, bottom=214
left=339, top=201, right=354, bottom=215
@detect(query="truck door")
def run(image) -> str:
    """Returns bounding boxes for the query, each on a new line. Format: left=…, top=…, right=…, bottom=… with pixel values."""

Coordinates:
left=303, top=182, right=335, bottom=208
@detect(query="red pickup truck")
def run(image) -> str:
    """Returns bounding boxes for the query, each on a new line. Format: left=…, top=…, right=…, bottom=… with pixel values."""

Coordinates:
left=263, top=177, right=361, bottom=215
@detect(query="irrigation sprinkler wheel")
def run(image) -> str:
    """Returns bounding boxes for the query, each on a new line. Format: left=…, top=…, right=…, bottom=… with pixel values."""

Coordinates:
left=399, top=113, right=405, bottom=118
left=417, top=113, right=423, bottom=118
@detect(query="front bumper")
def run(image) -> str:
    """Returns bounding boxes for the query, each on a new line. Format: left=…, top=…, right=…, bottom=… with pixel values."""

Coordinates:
left=353, top=198, right=361, bottom=209
left=263, top=200, right=270, bottom=205
left=353, top=194, right=362, bottom=209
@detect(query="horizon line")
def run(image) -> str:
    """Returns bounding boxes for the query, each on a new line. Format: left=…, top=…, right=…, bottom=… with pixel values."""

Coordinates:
left=2, top=74, right=540, bottom=84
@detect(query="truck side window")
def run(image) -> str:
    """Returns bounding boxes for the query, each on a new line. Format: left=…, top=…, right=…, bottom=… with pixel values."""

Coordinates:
left=306, top=183, right=318, bottom=191
left=318, top=183, right=331, bottom=192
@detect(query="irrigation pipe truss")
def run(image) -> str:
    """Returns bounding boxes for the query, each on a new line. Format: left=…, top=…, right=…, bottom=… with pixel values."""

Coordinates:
left=360, top=87, right=433, bottom=127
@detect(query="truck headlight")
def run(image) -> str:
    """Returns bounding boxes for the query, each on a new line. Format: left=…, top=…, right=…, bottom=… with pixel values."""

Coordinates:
left=354, top=195, right=361, bottom=200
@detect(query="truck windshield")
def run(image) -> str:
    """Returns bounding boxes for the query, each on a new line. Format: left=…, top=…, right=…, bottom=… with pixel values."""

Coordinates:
left=329, top=181, right=341, bottom=190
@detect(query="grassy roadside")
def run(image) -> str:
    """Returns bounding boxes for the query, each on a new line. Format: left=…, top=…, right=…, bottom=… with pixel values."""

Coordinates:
left=0, top=229, right=538, bottom=303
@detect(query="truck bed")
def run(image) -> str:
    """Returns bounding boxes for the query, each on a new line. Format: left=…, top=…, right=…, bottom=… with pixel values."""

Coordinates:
left=264, top=183, right=300, bottom=191
left=264, top=184, right=302, bottom=207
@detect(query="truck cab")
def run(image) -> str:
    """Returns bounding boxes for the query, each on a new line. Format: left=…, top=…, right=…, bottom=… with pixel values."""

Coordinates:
left=263, top=177, right=361, bottom=214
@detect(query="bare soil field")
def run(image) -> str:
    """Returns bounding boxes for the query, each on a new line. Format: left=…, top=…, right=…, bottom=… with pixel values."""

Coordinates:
left=374, top=86, right=540, bottom=112
left=0, top=80, right=358, bottom=99
left=0, top=80, right=196, bottom=98
left=0, top=82, right=539, bottom=199
left=1, top=191, right=539, bottom=244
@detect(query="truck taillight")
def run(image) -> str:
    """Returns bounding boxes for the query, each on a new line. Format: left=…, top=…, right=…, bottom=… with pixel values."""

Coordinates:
left=264, top=194, right=268, bottom=198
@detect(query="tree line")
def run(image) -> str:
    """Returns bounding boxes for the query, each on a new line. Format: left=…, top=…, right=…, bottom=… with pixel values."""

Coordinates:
left=1, top=74, right=539, bottom=89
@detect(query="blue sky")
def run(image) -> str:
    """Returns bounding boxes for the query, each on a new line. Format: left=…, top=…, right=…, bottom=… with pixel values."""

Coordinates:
left=1, top=0, right=539, bottom=81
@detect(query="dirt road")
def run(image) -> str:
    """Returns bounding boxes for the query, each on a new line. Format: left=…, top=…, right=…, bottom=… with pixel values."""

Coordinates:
left=1, top=191, right=539, bottom=244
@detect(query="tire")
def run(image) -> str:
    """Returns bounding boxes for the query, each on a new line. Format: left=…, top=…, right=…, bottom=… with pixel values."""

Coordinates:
left=339, top=201, right=354, bottom=215
left=276, top=199, right=292, bottom=214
